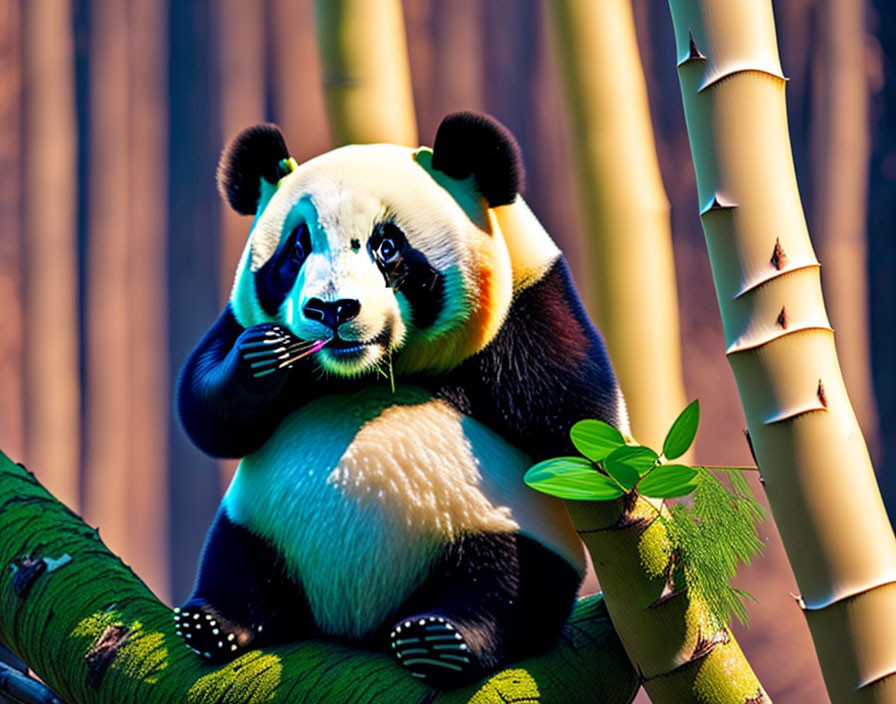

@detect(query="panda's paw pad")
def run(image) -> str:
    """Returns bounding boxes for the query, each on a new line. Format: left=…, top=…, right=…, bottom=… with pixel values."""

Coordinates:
left=390, top=616, right=476, bottom=684
left=174, top=604, right=253, bottom=661
left=238, top=324, right=299, bottom=378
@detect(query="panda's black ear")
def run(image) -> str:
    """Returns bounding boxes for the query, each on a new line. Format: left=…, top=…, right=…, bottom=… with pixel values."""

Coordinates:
left=217, top=124, right=291, bottom=215
left=431, top=112, right=525, bottom=207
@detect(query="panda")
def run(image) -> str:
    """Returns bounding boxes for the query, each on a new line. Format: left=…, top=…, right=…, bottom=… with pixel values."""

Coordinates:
left=175, top=112, right=628, bottom=688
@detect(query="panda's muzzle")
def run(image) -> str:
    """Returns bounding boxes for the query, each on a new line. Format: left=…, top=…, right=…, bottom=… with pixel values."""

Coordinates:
left=303, top=298, right=361, bottom=330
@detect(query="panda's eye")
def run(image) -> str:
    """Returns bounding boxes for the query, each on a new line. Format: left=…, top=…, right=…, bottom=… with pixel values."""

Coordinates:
left=290, top=224, right=311, bottom=263
left=377, top=236, right=399, bottom=264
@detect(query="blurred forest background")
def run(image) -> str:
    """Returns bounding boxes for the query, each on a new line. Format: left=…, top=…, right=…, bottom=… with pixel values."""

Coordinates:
left=0, top=1, right=893, bottom=701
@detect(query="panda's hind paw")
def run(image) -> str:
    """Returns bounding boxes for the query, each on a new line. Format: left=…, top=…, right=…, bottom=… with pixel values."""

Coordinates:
left=389, top=615, right=480, bottom=688
left=174, top=602, right=255, bottom=662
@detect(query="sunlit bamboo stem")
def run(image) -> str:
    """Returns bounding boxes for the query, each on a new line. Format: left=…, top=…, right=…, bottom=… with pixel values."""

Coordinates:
left=809, top=0, right=878, bottom=454
left=313, top=0, right=417, bottom=147
left=546, top=0, right=688, bottom=454
left=22, top=0, right=80, bottom=510
left=668, top=1, right=896, bottom=700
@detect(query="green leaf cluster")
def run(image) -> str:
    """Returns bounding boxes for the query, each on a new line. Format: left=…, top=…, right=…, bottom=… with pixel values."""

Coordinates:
left=525, top=400, right=701, bottom=501
left=524, top=400, right=765, bottom=629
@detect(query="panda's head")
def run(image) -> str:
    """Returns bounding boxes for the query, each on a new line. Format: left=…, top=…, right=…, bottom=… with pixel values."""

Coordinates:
left=222, top=113, right=527, bottom=378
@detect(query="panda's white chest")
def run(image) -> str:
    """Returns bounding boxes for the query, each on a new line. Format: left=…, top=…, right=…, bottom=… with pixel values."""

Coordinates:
left=222, top=387, right=524, bottom=639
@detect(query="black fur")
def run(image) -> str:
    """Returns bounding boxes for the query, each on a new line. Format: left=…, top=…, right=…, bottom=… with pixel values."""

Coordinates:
left=384, top=533, right=580, bottom=687
left=255, top=223, right=312, bottom=316
left=181, top=508, right=578, bottom=684
left=431, top=112, right=524, bottom=207
left=177, top=305, right=352, bottom=458
left=217, top=124, right=290, bottom=215
left=177, top=507, right=317, bottom=661
left=432, top=256, right=623, bottom=462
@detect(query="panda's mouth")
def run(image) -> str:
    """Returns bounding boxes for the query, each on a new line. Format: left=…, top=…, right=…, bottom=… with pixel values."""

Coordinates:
left=325, top=337, right=367, bottom=358
left=316, top=324, right=395, bottom=373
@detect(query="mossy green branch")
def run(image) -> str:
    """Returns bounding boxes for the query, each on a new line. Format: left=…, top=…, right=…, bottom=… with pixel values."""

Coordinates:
left=0, top=452, right=637, bottom=704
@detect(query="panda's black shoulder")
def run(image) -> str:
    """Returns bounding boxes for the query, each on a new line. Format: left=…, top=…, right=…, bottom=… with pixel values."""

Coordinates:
left=432, top=257, right=622, bottom=461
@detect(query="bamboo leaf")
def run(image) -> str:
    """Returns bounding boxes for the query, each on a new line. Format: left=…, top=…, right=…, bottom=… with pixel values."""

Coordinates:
left=662, top=400, right=700, bottom=459
left=637, top=465, right=699, bottom=498
left=525, top=457, right=625, bottom=501
left=603, top=445, right=659, bottom=478
left=569, top=420, right=626, bottom=461
left=604, top=445, right=658, bottom=489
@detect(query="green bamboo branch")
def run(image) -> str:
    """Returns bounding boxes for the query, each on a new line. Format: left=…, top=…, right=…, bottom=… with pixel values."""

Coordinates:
left=566, top=493, right=768, bottom=703
left=0, top=452, right=637, bottom=703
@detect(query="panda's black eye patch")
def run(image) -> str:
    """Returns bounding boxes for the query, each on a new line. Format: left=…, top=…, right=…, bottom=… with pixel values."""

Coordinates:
left=254, top=222, right=312, bottom=316
left=368, top=221, right=443, bottom=329
left=368, top=223, right=407, bottom=284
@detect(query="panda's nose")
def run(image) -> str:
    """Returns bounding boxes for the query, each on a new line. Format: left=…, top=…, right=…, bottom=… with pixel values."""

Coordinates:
left=303, top=298, right=361, bottom=329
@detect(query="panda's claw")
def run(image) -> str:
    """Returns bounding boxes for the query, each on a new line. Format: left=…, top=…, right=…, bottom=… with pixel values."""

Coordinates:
left=174, top=602, right=257, bottom=663
left=238, top=324, right=305, bottom=381
left=389, top=614, right=480, bottom=687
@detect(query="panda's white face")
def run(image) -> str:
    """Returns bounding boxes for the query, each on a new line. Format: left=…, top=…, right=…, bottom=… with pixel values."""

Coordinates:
left=229, top=144, right=514, bottom=377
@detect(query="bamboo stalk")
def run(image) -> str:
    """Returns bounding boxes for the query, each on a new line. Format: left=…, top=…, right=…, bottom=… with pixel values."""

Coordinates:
left=268, top=0, right=330, bottom=161
left=0, top=0, right=24, bottom=462
left=83, top=0, right=132, bottom=581
left=215, top=0, right=266, bottom=293
left=22, top=0, right=80, bottom=511
left=313, top=0, right=418, bottom=147
left=668, top=2, right=896, bottom=700
left=126, top=0, right=170, bottom=604
left=546, top=0, right=688, bottom=452
left=567, top=496, right=768, bottom=703
left=809, top=0, right=878, bottom=455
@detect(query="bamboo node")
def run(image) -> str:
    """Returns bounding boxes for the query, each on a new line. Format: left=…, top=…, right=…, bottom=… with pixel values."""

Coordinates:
left=699, top=193, right=736, bottom=215
left=817, top=380, right=828, bottom=408
left=775, top=306, right=788, bottom=329
left=688, top=29, right=706, bottom=61
left=770, top=238, right=787, bottom=270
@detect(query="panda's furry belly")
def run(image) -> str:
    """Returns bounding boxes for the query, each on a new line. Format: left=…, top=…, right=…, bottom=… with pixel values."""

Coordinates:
left=222, top=386, right=584, bottom=640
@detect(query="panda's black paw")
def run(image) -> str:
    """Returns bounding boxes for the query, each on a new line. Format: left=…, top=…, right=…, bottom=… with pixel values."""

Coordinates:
left=174, top=601, right=258, bottom=662
left=389, top=615, right=481, bottom=688
left=236, top=323, right=303, bottom=380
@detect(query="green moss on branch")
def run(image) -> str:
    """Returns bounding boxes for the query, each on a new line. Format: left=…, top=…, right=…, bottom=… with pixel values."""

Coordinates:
left=0, top=452, right=637, bottom=703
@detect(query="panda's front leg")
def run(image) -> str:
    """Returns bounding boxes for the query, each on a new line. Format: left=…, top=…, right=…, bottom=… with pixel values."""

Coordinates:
left=175, top=506, right=316, bottom=661
left=386, top=533, right=580, bottom=689
left=178, top=306, right=309, bottom=458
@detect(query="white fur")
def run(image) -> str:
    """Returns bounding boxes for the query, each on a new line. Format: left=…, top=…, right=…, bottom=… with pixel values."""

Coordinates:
left=492, top=197, right=561, bottom=291
left=223, top=386, right=585, bottom=639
